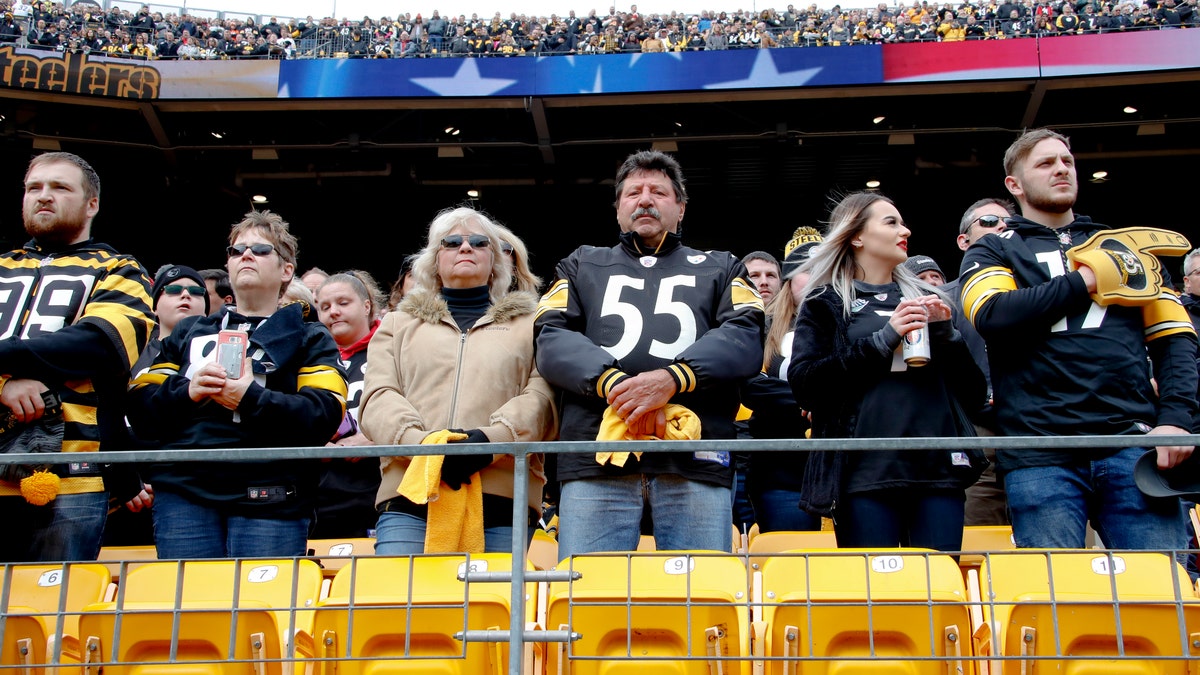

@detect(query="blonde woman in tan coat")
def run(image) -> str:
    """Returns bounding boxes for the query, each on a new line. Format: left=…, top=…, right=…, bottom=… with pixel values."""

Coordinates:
left=360, top=206, right=557, bottom=555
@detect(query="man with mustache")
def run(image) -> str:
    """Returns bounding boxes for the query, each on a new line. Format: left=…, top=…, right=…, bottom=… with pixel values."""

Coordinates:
left=0, top=152, right=155, bottom=562
left=535, top=150, right=765, bottom=560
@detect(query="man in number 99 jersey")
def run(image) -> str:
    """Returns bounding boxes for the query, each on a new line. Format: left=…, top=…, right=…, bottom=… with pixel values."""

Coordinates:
left=0, top=152, right=155, bottom=562
left=958, top=129, right=1197, bottom=551
left=535, top=150, right=765, bottom=560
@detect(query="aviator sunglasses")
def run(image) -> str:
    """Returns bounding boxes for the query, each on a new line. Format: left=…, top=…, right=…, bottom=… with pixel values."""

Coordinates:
left=440, top=234, right=491, bottom=250
left=161, top=284, right=205, bottom=296
left=226, top=243, right=276, bottom=258
left=962, top=214, right=1009, bottom=235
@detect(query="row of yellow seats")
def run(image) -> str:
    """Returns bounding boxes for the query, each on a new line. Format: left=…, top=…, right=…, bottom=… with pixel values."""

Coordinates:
left=5, top=549, right=1199, bottom=675
left=92, top=523, right=1017, bottom=581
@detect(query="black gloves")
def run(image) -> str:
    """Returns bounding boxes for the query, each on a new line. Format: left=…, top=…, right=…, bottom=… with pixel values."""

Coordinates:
left=439, top=429, right=492, bottom=489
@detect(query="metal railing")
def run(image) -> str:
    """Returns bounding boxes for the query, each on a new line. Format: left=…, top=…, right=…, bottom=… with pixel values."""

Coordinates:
left=2, top=434, right=1199, bottom=673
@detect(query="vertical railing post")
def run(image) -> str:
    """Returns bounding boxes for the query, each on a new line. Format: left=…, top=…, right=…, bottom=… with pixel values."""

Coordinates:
left=509, top=448, right=530, bottom=674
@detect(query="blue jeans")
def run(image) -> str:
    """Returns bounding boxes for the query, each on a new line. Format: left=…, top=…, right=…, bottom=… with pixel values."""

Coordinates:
left=834, top=488, right=965, bottom=552
left=750, top=488, right=821, bottom=533
left=730, top=469, right=756, bottom=533
left=151, top=489, right=310, bottom=559
left=557, top=474, right=732, bottom=561
left=374, top=510, right=524, bottom=556
left=0, top=491, right=108, bottom=562
left=1004, top=446, right=1187, bottom=550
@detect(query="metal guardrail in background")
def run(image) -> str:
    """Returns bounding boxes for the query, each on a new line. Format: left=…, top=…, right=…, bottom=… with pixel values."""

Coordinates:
left=2, top=434, right=1200, bottom=674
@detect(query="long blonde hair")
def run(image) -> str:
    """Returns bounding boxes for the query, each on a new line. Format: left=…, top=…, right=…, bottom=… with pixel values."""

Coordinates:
left=797, top=192, right=945, bottom=316
left=763, top=279, right=797, bottom=370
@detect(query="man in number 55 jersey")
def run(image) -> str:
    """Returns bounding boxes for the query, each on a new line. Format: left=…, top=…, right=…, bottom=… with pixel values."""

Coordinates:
left=959, top=128, right=1197, bottom=550
left=535, top=150, right=765, bottom=560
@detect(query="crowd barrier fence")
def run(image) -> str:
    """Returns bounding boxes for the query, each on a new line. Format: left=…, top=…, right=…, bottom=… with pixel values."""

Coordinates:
left=3, top=434, right=1200, bottom=674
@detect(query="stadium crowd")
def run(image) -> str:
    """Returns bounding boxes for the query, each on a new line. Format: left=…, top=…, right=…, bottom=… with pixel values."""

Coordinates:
left=3, top=132, right=1200, bottom=568
left=0, top=0, right=1195, bottom=59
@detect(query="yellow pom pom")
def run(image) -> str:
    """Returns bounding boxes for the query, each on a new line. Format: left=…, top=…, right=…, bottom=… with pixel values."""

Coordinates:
left=20, top=470, right=60, bottom=506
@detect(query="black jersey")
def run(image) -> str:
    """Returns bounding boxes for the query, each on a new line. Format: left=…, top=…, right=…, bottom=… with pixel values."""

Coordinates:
left=959, top=216, right=1197, bottom=471
left=0, top=239, right=154, bottom=498
left=535, top=230, right=765, bottom=486
left=128, top=304, right=347, bottom=517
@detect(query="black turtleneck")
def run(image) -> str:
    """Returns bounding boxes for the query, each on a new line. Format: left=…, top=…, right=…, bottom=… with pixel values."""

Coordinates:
left=442, top=285, right=490, bottom=332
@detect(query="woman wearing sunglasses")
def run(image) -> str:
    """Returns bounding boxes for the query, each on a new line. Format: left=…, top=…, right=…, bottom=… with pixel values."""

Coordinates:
left=128, top=210, right=347, bottom=558
left=360, top=206, right=556, bottom=555
left=787, top=192, right=987, bottom=552
left=310, top=269, right=386, bottom=539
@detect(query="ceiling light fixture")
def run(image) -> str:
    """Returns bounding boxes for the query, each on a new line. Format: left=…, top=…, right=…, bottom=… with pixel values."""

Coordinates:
left=444, top=126, right=455, bottom=134
left=872, top=116, right=886, bottom=125
left=865, top=179, right=881, bottom=189
left=252, top=195, right=268, bottom=203
left=1123, top=106, right=1138, bottom=114
left=467, top=189, right=480, bottom=198
left=211, top=131, right=224, bottom=139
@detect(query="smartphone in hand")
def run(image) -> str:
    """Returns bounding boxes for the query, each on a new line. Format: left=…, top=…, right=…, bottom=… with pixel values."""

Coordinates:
left=216, top=330, right=248, bottom=378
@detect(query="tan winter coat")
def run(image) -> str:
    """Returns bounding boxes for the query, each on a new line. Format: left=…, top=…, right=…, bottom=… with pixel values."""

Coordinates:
left=360, top=289, right=556, bottom=511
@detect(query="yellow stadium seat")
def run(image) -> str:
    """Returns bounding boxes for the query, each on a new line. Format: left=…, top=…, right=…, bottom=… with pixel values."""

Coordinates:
left=78, top=559, right=323, bottom=675
left=746, top=530, right=837, bottom=571
left=306, top=537, right=377, bottom=579
left=527, top=529, right=559, bottom=572
left=545, top=552, right=752, bottom=675
left=972, top=550, right=1200, bottom=675
left=958, top=526, right=1016, bottom=576
left=755, top=549, right=971, bottom=675
left=96, top=545, right=158, bottom=583
left=301, top=553, right=536, bottom=674
left=1, top=562, right=113, bottom=671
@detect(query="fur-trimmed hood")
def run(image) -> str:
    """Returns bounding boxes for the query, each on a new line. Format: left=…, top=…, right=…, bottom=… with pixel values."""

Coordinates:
left=398, top=288, right=539, bottom=326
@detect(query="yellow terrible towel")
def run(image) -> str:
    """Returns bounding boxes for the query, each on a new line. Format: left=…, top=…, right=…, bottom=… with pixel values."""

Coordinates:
left=595, top=404, right=702, bottom=467
left=397, top=430, right=486, bottom=553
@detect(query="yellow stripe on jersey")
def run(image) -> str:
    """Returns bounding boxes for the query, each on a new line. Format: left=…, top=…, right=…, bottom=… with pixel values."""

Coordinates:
left=0, top=476, right=104, bottom=496
left=667, top=362, right=697, bottom=393
left=960, top=266, right=1018, bottom=326
left=730, top=277, right=765, bottom=312
left=535, top=279, right=569, bottom=321
left=298, top=364, right=349, bottom=399
left=736, top=404, right=753, bottom=421
left=63, top=402, right=97, bottom=426
left=596, top=367, right=627, bottom=399
left=1144, top=291, right=1197, bottom=342
left=62, top=438, right=100, bottom=453
left=129, top=362, right=179, bottom=391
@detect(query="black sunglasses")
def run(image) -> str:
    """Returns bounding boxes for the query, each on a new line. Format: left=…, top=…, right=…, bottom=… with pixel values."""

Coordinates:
left=440, top=234, right=491, bottom=250
left=500, top=242, right=515, bottom=255
left=161, top=284, right=205, bottom=297
left=226, top=243, right=275, bottom=258
left=962, top=214, right=1008, bottom=234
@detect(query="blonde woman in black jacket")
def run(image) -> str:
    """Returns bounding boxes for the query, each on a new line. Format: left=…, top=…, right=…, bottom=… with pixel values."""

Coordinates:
left=787, top=192, right=986, bottom=552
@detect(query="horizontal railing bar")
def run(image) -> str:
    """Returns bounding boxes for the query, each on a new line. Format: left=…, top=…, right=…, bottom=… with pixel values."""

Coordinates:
left=2, top=433, right=1194, bottom=465
left=462, top=570, right=582, bottom=583
left=458, top=629, right=580, bottom=643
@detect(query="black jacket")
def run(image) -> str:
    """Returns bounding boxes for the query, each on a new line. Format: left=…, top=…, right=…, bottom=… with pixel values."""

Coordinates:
left=128, top=304, right=347, bottom=517
left=788, top=283, right=986, bottom=515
